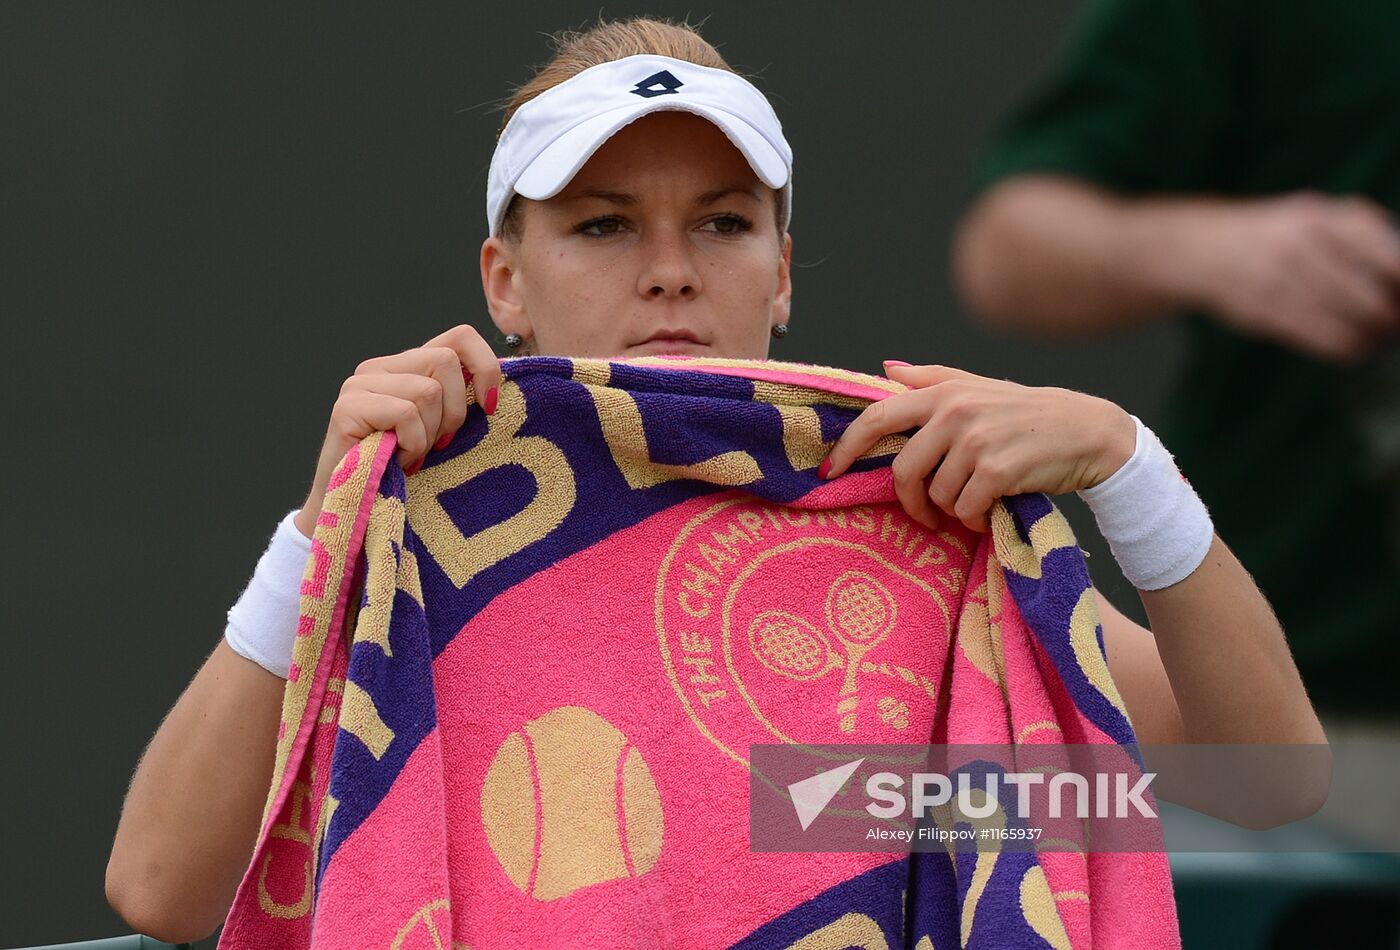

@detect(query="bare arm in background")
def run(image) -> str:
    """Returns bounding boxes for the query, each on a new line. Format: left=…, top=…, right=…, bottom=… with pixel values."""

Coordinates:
left=952, top=175, right=1400, bottom=360
left=105, top=326, right=500, bottom=943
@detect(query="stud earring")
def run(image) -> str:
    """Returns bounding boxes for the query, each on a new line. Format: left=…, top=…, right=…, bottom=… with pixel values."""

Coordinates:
left=505, top=333, right=523, bottom=349
left=771, top=323, right=789, bottom=339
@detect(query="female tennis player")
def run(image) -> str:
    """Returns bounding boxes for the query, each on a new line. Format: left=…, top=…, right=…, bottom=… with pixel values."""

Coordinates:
left=107, top=17, right=1327, bottom=944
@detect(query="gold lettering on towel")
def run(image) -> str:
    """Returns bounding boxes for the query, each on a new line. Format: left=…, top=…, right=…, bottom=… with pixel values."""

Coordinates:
left=258, top=772, right=316, bottom=919
left=357, top=493, right=409, bottom=657
left=410, top=384, right=575, bottom=589
left=586, top=385, right=764, bottom=489
left=777, top=404, right=827, bottom=473
left=657, top=498, right=965, bottom=773
left=390, top=898, right=468, bottom=950
left=311, top=791, right=338, bottom=889
left=1021, top=865, right=1074, bottom=950
left=780, top=911, right=890, bottom=949
left=340, top=678, right=395, bottom=760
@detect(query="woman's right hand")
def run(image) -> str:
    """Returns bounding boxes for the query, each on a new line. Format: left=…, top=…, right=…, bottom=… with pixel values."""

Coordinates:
left=294, top=324, right=504, bottom=538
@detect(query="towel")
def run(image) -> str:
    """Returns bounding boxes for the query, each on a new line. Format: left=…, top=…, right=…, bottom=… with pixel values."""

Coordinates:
left=217, top=355, right=1180, bottom=950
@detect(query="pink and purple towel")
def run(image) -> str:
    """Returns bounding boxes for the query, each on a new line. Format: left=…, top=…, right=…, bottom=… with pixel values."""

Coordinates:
left=217, top=355, right=1180, bottom=949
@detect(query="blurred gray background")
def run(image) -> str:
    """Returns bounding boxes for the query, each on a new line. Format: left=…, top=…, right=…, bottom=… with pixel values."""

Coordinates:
left=1, top=2, right=1184, bottom=945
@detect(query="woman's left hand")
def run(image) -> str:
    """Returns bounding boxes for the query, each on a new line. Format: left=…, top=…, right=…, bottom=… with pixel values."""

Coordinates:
left=819, top=362, right=1137, bottom=533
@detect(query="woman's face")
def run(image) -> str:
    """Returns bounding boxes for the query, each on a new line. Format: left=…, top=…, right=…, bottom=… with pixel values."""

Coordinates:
left=481, top=111, right=793, bottom=360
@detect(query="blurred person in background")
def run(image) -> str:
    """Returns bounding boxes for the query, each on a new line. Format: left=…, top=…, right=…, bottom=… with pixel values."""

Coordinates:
left=953, top=0, right=1400, bottom=751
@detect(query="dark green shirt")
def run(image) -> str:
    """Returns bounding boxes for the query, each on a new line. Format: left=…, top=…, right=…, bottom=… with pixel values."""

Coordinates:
left=975, top=0, right=1400, bottom=714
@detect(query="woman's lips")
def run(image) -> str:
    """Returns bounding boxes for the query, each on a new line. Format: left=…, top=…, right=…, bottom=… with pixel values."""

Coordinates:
left=630, top=337, right=708, bottom=354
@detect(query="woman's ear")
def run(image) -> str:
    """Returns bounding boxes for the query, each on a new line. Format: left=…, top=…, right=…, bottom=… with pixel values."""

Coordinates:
left=480, top=236, right=532, bottom=339
left=772, top=232, right=793, bottom=330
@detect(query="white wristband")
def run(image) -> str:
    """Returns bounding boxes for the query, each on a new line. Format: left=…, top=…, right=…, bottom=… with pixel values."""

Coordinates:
left=224, top=508, right=312, bottom=678
left=1077, top=415, right=1214, bottom=591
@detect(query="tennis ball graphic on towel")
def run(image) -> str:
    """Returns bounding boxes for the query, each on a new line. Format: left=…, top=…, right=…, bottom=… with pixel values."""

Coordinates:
left=480, top=705, right=664, bottom=901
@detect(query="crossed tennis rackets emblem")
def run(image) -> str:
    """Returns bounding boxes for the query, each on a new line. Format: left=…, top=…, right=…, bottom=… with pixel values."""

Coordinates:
left=746, top=570, right=901, bottom=733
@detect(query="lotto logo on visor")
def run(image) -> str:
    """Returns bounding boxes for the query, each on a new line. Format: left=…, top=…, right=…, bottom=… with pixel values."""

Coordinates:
left=630, top=69, right=684, bottom=98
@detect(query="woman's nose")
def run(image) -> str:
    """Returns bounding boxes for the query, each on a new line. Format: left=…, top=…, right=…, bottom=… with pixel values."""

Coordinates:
left=637, top=230, right=703, bottom=300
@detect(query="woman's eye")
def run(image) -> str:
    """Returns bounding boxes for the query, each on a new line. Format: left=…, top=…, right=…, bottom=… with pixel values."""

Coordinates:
left=703, top=214, right=753, bottom=235
left=576, top=217, right=624, bottom=236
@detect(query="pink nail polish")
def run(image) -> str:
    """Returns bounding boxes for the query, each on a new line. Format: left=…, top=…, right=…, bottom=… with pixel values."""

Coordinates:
left=485, top=386, right=499, bottom=415
left=405, top=458, right=423, bottom=477
left=883, top=359, right=913, bottom=368
left=433, top=430, right=456, bottom=451
left=817, top=458, right=833, bottom=480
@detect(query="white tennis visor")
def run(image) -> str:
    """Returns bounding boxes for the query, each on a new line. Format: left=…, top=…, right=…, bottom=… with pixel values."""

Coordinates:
left=486, top=54, right=793, bottom=237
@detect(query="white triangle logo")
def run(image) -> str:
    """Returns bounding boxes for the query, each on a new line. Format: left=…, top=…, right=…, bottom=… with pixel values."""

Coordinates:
left=788, top=758, right=865, bottom=831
